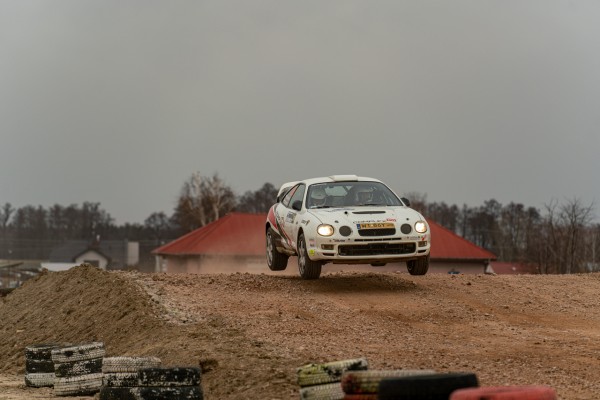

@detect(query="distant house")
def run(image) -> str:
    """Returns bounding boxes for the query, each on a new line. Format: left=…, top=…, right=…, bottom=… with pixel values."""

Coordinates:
left=0, top=261, right=40, bottom=289
left=45, top=239, right=139, bottom=271
left=152, top=213, right=265, bottom=273
left=153, top=212, right=501, bottom=275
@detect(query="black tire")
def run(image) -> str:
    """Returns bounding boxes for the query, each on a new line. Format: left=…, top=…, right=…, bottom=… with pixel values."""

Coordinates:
left=25, top=359, right=55, bottom=373
left=25, top=343, right=64, bottom=361
left=100, top=386, right=204, bottom=400
left=103, top=372, right=140, bottom=388
left=298, top=232, right=322, bottom=280
left=266, top=228, right=289, bottom=271
left=54, top=357, right=103, bottom=378
left=407, top=255, right=429, bottom=275
left=100, top=387, right=139, bottom=400
left=138, top=367, right=201, bottom=387
left=51, top=342, right=105, bottom=363
left=378, top=372, right=478, bottom=400
left=341, top=369, right=436, bottom=394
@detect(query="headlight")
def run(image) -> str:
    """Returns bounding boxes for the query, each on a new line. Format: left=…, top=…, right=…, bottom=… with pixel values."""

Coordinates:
left=317, top=224, right=335, bottom=236
left=414, top=221, right=428, bottom=233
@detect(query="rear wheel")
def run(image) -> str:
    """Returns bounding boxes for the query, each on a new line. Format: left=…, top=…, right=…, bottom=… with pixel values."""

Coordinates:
left=407, top=255, right=429, bottom=275
left=266, top=228, right=288, bottom=271
left=298, top=233, right=322, bottom=280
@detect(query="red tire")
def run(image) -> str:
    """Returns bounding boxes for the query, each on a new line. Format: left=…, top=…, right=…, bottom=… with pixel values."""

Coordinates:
left=450, top=385, right=557, bottom=400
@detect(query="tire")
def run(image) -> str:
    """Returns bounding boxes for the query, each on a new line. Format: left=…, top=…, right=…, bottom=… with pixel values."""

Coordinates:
left=24, top=372, right=55, bottom=388
left=297, top=358, right=368, bottom=388
left=298, top=232, right=322, bottom=280
left=103, top=372, right=141, bottom=388
left=100, top=386, right=204, bottom=400
left=25, top=343, right=64, bottom=362
left=341, top=370, right=436, bottom=394
left=378, top=372, right=478, bottom=400
left=51, top=342, right=106, bottom=363
left=54, top=372, right=103, bottom=396
left=449, top=385, right=557, bottom=400
left=139, top=386, right=204, bottom=400
left=100, top=387, right=140, bottom=400
left=54, top=357, right=103, bottom=378
left=407, top=255, right=429, bottom=275
left=103, top=356, right=162, bottom=373
left=138, top=367, right=201, bottom=387
left=299, top=382, right=344, bottom=400
left=25, top=358, right=55, bottom=373
left=266, top=228, right=289, bottom=271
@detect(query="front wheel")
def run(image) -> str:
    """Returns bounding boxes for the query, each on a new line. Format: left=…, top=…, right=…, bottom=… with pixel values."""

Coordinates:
left=407, top=255, right=429, bottom=275
left=266, top=228, right=288, bottom=271
left=297, top=233, right=322, bottom=280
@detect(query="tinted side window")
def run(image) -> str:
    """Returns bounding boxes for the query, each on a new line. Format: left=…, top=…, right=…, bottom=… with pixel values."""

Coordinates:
left=289, top=184, right=306, bottom=209
left=281, top=185, right=299, bottom=208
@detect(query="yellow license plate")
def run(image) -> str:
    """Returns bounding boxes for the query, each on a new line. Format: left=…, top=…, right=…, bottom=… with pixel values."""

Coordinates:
left=357, top=222, right=395, bottom=229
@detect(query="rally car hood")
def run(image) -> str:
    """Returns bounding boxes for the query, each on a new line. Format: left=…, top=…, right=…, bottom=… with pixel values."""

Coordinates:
left=307, top=206, right=426, bottom=226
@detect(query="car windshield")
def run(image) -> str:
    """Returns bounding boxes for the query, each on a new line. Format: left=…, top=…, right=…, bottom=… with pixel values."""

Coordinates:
left=306, top=181, right=404, bottom=208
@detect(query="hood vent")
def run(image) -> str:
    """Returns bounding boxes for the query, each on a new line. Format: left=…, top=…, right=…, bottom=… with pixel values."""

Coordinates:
left=352, top=211, right=386, bottom=214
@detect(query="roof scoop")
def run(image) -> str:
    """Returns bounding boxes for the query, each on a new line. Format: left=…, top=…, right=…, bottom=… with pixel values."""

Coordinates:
left=329, top=175, right=358, bottom=181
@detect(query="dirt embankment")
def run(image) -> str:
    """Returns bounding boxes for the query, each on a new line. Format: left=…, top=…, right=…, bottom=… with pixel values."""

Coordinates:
left=1, top=265, right=600, bottom=399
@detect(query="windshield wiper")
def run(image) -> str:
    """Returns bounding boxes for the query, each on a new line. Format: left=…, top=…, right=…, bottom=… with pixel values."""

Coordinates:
left=310, top=205, right=334, bottom=209
left=356, top=203, right=385, bottom=207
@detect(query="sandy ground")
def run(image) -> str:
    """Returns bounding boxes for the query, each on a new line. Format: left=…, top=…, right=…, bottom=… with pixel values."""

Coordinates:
left=1, top=265, right=600, bottom=399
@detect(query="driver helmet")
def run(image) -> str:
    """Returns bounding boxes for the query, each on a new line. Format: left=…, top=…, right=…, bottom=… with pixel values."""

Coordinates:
left=356, top=187, right=374, bottom=203
left=310, top=186, right=327, bottom=206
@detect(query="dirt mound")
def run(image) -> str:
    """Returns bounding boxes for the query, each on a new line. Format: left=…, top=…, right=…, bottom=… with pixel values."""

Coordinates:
left=2, top=266, right=600, bottom=399
left=0, top=265, right=167, bottom=374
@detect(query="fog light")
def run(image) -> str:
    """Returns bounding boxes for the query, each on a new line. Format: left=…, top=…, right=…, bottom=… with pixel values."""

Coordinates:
left=418, top=240, right=428, bottom=247
left=321, top=244, right=334, bottom=250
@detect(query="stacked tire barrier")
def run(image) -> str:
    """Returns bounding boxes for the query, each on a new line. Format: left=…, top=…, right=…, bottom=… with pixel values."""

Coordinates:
left=102, top=356, right=162, bottom=389
left=377, top=372, right=479, bottom=400
left=24, top=343, right=63, bottom=388
left=99, top=366, right=203, bottom=400
left=51, top=341, right=106, bottom=396
left=297, top=358, right=369, bottom=400
left=340, top=369, right=436, bottom=399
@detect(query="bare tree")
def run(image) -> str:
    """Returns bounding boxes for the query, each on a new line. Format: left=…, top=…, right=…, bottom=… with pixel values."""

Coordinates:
left=403, top=192, right=427, bottom=214
left=0, top=203, right=14, bottom=234
left=542, top=198, right=594, bottom=274
left=236, top=183, right=278, bottom=213
left=144, top=212, right=172, bottom=240
left=174, top=172, right=236, bottom=232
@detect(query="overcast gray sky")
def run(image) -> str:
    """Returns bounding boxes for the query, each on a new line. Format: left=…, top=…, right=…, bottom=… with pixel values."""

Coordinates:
left=2, top=1, right=599, bottom=224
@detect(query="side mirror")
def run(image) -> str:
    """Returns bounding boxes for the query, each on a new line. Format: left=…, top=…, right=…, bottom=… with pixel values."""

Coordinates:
left=401, top=197, right=411, bottom=207
left=292, top=200, right=302, bottom=211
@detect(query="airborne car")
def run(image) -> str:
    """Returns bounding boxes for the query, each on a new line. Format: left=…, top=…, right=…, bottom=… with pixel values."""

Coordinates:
left=265, top=175, right=431, bottom=279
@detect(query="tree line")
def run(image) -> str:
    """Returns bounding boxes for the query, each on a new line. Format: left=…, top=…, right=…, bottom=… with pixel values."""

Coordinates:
left=1, top=172, right=598, bottom=274
left=0, top=173, right=277, bottom=260
left=406, top=193, right=598, bottom=274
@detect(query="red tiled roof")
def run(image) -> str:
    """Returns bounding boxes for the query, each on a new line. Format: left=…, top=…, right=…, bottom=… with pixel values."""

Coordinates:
left=152, top=213, right=266, bottom=257
left=153, top=212, right=496, bottom=261
left=428, top=221, right=496, bottom=261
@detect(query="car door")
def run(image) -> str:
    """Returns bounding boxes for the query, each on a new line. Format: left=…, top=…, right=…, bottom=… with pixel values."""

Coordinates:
left=280, top=184, right=306, bottom=250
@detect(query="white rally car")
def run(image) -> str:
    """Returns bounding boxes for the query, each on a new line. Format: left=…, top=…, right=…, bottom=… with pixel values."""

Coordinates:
left=265, top=175, right=431, bottom=279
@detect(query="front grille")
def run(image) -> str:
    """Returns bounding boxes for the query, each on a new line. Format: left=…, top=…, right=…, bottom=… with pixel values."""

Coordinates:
left=358, top=228, right=396, bottom=237
left=338, top=242, right=416, bottom=256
